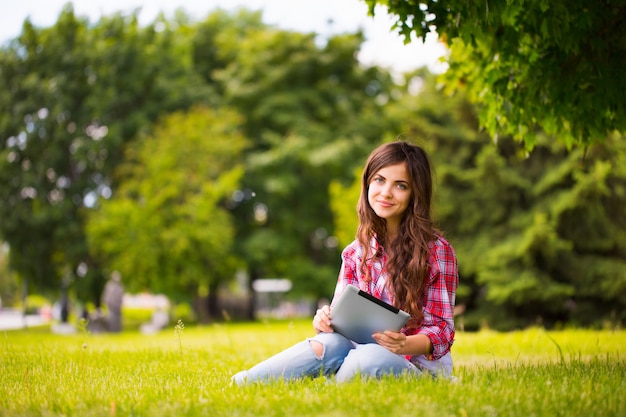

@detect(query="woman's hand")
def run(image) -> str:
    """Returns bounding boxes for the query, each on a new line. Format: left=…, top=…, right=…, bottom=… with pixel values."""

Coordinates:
left=372, top=330, right=407, bottom=354
left=312, top=305, right=333, bottom=334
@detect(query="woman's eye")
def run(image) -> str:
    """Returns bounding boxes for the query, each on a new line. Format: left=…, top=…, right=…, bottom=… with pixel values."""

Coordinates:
left=396, top=183, right=408, bottom=190
left=374, top=177, right=384, bottom=184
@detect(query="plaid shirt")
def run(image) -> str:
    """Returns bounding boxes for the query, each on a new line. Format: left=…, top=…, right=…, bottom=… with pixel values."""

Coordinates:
left=331, top=236, right=458, bottom=361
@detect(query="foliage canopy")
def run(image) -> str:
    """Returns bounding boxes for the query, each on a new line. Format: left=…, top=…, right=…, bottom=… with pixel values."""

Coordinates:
left=364, top=0, right=626, bottom=148
left=0, top=5, right=208, bottom=301
left=86, top=106, right=246, bottom=299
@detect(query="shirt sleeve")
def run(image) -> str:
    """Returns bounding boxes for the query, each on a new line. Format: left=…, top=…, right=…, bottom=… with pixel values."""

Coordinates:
left=407, top=238, right=458, bottom=360
left=330, top=243, right=359, bottom=307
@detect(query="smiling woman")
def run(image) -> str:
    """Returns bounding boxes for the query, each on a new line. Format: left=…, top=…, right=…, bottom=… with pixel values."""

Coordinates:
left=231, top=141, right=459, bottom=385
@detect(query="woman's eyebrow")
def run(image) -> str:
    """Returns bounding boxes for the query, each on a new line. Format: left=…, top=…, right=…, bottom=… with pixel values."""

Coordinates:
left=374, top=174, right=408, bottom=184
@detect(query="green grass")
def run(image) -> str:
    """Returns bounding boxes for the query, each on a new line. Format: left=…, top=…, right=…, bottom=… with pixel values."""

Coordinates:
left=1, top=320, right=624, bottom=416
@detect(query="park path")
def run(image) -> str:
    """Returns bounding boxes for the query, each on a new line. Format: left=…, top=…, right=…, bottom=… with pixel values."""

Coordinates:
left=0, top=309, right=48, bottom=330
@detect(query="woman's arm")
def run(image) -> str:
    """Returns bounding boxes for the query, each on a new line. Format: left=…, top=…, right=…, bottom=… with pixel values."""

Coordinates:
left=313, top=242, right=360, bottom=333
left=414, top=238, right=458, bottom=359
left=375, top=238, right=458, bottom=359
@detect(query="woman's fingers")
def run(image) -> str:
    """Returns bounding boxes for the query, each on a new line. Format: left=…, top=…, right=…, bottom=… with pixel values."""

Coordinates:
left=312, top=306, right=333, bottom=333
left=372, top=331, right=406, bottom=353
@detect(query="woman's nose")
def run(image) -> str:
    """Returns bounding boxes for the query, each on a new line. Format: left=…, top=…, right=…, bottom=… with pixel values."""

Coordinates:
left=381, top=184, right=393, bottom=197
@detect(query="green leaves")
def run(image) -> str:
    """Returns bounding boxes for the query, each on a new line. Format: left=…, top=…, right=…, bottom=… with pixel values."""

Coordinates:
left=370, top=0, right=626, bottom=148
left=86, top=107, right=247, bottom=296
left=0, top=5, right=211, bottom=298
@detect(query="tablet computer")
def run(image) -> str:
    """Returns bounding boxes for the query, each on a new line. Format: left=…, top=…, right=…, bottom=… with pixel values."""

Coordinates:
left=329, top=284, right=410, bottom=344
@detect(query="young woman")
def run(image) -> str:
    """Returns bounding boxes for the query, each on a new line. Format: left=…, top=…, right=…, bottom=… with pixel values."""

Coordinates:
left=232, top=141, right=458, bottom=384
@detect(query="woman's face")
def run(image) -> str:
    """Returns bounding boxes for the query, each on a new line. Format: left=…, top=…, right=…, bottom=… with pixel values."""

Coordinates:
left=367, top=162, right=412, bottom=231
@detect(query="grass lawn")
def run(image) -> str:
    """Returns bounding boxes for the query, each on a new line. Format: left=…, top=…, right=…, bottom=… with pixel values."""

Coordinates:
left=1, top=319, right=624, bottom=416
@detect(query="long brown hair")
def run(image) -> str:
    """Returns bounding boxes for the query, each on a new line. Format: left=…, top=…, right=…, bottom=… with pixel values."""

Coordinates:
left=356, top=141, right=439, bottom=324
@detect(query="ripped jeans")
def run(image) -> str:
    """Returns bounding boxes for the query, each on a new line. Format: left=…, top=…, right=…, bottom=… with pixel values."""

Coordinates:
left=231, top=332, right=452, bottom=385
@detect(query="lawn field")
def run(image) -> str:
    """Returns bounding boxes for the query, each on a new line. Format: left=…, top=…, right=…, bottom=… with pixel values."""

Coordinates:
left=1, top=320, right=624, bottom=417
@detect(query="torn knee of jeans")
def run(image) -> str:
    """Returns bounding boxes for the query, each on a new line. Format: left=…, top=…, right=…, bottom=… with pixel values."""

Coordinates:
left=309, top=340, right=325, bottom=359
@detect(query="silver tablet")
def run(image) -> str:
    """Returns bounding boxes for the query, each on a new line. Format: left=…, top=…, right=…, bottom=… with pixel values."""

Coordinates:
left=330, top=284, right=411, bottom=344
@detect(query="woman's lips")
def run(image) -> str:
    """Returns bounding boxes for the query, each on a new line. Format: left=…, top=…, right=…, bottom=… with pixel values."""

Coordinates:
left=376, top=200, right=393, bottom=208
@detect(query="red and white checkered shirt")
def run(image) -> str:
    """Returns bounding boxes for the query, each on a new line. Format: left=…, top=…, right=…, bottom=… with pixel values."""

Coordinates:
left=331, top=236, right=458, bottom=361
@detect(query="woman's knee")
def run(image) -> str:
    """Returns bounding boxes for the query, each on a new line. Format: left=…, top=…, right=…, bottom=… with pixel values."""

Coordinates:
left=343, top=344, right=388, bottom=372
left=309, top=332, right=353, bottom=360
left=309, top=340, right=324, bottom=358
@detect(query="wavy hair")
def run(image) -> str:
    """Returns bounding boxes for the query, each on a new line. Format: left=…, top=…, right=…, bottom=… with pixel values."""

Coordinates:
left=356, top=141, right=440, bottom=325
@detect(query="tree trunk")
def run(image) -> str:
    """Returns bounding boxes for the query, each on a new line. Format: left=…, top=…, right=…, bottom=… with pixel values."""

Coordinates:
left=206, top=280, right=220, bottom=321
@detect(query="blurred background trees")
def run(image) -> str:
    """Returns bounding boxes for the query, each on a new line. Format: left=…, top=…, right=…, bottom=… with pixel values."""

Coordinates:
left=0, top=3, right=624, bottom=329
left=86, top=106, right=247, bottom=318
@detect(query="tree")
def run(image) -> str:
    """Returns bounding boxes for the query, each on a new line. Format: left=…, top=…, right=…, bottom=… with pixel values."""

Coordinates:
left=0, top=241, right=20, bottom=307
left=404, top=70, right=626, bottom=329
left=0, top=5, right=210, bottom=308
left=86, top=107, right=247, bottom=319
left=472, top=134, right=626, bottom=328
left=363, top=0, right=626, bottom=149
left=202, top=26, right=397, bottom=301
left=191, top=8, right=267, bottom=86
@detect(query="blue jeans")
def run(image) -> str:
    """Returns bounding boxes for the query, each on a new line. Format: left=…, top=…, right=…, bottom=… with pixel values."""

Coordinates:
left=231, top=332, right=451, bottom=385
